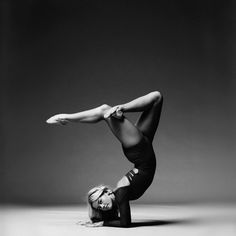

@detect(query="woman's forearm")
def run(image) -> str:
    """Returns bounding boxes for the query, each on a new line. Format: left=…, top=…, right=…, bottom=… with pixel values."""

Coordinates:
left=121, top=91, right=162, bottom=113
left=103, top=219, right=130, bottom=228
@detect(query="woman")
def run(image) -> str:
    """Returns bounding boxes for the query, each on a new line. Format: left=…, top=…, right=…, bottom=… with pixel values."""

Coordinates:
left=47, top=91, right=163, bottom=227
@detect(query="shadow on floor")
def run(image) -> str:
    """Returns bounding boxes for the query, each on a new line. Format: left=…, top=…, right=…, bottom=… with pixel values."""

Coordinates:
left=130, top=219, right=197, bottom=228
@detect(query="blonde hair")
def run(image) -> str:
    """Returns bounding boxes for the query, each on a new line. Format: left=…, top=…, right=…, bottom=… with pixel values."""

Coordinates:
left=88, top=185, right=109, bottom=204
left=87, top=185, right=118, bottom=222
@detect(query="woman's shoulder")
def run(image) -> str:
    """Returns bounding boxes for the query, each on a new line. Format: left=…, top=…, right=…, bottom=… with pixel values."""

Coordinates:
left=114, top=186, right=130, bottom=203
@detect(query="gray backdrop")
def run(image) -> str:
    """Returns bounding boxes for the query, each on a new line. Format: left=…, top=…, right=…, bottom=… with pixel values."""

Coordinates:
left=1, top=0, right=235, bottom=204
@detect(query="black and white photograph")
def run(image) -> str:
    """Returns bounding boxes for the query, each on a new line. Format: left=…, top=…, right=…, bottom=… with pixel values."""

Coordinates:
left=1, top=1, right=235, bottom=235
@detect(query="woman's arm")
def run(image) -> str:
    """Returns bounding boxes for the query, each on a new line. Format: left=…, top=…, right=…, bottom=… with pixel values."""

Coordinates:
left=103, top=202, right=131, bottom=227
left=103, top=187, right=131, bottom=228
left=80, top=201, right=131, bottom=228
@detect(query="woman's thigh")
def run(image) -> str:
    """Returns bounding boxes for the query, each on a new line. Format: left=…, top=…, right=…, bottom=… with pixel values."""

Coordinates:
left=105, top=116, right=144, bottom=148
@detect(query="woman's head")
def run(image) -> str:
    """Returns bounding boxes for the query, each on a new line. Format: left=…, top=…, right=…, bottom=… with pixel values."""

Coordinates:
left=87, top=185, right=118, bottom=222
left=88, top=185, right=115, bottom=211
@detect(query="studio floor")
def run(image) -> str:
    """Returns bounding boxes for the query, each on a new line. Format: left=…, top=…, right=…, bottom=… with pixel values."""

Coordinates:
left=1, top=203, right=236, bottom=236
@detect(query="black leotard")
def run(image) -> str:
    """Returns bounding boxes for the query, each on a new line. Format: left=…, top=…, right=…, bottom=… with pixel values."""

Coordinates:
left=123, top=136, right=156, bottom=200
left=103, top=136, right=156, bottom=227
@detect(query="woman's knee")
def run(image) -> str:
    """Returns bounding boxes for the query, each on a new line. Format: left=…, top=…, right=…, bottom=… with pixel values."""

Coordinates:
left=151, top=91, right=163, bottom=104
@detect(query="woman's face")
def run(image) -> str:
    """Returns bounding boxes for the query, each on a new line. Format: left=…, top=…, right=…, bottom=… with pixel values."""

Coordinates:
left=92, top=192, right=113, bottom=211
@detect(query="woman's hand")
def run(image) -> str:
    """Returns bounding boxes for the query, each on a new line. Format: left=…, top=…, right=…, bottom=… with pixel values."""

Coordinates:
left=77, top=220, right=103, bottom=227
left=46, top=114, right=69, bottom=125
left=104, top=105, right=124, bottom=119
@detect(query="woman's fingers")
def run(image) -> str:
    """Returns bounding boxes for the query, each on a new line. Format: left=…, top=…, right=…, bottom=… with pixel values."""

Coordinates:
left=85, top=222, right=103, bottom=227
left=104, top=106, right=116, bottom=118
left=77, top=221, right=103, bottom=227
left=104, top=106, right=123, bottom=119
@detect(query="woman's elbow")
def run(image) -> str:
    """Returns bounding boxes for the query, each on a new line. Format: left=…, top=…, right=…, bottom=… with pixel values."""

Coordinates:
left=120, top=222, right=131, bottom=228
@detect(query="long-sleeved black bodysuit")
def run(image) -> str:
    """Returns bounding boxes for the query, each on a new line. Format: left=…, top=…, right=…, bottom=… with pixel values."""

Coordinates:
left=103, top=136, right=156, bottom=227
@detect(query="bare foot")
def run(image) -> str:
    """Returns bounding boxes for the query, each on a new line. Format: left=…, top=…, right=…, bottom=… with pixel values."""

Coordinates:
left=46, top=114, right=69, bottom=125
